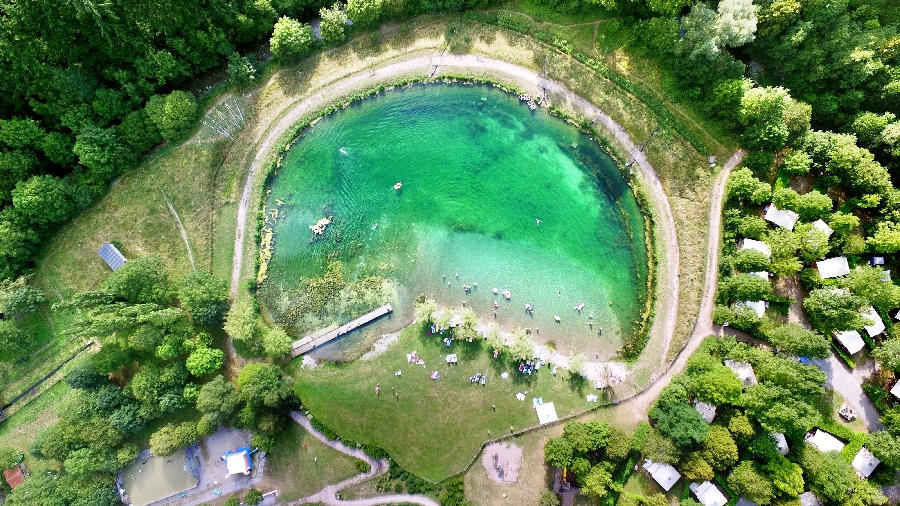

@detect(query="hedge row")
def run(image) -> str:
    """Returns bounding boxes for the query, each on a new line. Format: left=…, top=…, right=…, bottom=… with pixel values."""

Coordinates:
left=461, top=11, right=711, bottom=155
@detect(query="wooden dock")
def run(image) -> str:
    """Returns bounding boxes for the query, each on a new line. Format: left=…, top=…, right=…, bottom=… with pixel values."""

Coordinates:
left=290, top=304, right=393, bottom=358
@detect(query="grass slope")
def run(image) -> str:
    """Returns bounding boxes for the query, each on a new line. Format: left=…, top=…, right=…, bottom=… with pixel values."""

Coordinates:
left=294, top=322, right=608, bottom=482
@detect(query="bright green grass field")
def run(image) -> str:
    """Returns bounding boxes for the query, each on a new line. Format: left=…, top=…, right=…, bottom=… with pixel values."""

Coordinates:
left=294, top=321, right=612, bottom=482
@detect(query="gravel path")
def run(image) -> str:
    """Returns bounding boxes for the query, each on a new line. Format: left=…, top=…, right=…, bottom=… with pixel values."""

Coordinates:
left=289, top=411, right=440, bottom=506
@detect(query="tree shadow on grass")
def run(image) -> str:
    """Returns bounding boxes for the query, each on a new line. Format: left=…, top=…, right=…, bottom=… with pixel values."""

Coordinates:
left=567, top=372, right=588, bottom=395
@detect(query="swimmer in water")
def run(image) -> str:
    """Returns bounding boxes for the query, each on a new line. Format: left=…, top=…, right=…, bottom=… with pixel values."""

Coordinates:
left=536, top=219, right=541, bottom=226
left=557, top=290, right=561, bottom=297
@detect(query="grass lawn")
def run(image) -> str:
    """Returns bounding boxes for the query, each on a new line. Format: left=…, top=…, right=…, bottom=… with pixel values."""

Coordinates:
left=0, top=379, right=69, bottom=474
left=294, top=321, right=612, bottom=482
left=261, top=422, right=362, bottom=503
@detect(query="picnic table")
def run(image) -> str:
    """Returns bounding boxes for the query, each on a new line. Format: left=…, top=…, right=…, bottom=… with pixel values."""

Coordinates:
left=446, top=354, right=458, bottom=364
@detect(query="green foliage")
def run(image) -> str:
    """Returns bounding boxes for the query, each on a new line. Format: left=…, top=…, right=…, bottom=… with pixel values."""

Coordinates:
left=699, top=426, right=739, bottom=471
left=563, top=421, right=610, bottom=454
left=544, top=437, right=574, bottom=468
left=765, top=323, right=830, bottom=359
left=12, top=175, right=77, bottom=226
left=727, top=167, right=772, bottom=204
left=582, top=464, right=614, bottom=499
left=718, top=273, right=771, bottom=303
left=868, top=222, right=900, bottom=253
left=781, top=150, right=811, bottom=175
left=650, top=400, right=710, bottom=447
left=224, top=298, right=258, bottom=344
left=681, top=452, right=714, bottom=481
left=795, top=223, right=830, bottom=263
left=728, top=461, right=774, bottom=506
left=540, top=489, right=561, bottom=506
left=840, top=265, right=900, bottom=310
left=270, top=17, right=314, bottom=61
left=347, top=0, right=382, bottom=27
left=0, top=276, right=45, bottom=317
left=118, top=110, right=162, bottom=153
left=178, top=269, right=229, bottom=325
left=866, top=431, right=900, bottom=468
left=803, top=287, right=870, bottom=333
left=763, top=456, right=804, bottom=497
left=262, top=325, right=293, bottom=357
left=740, top=384, right=820, bottom=435
left=320, top=3, right=348, bottom=45
left=185, top=346, right=224, bottom=376
left=149, top=422, right=197, bottom=456
left=873, top=339, right=900, bottom=372
left=694, top=366, right=743, bottom=405
left=731, top=248, right=770, bottom=273
left=764, top=228, right=802, bottom=276
left=604, top=427, right=631, bottom=462
left=73, top=126, right=134, bottom=185
left=104, top=255, right=174, bottom=305
left=144, top=90, right=198, bottom=141
left=245, top=489, right=264, bottom=506
left=800, top=443, right=859, bottom=504
left=223, top=496, right=240, bottom=506
left=227, top=53, right=257, bottom=87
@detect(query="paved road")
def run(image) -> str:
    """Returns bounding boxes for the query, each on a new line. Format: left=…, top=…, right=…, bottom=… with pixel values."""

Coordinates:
left=810, top=355, right=883, bottom=432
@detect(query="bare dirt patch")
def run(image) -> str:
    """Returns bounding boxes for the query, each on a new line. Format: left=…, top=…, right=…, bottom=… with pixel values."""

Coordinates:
left=481, top=442, right=524, bottom=483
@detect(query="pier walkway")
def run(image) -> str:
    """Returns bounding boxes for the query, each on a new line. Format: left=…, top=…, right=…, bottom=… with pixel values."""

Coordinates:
left=290, top=304, right=393, bottom=357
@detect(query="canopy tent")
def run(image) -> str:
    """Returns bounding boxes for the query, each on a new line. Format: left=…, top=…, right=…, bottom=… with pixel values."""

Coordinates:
left=535, top=402, right=558, bottom=425
left=799, top=492, right=822, bottom=506
left=642, top=460, right=681, bottom=491
left=816, top=257, right=850, bottom=279
left=694, top=400, right=716, bottom=424
left=223, top=447, right=253, bottom=477
left=741, top=300, right=766, bottom=318
left=835, top=330, right=865, bottom=355
left=862, top=307, right=885, bottom=337
left=804, top=429, right=845, bottom=453
left=851, top=447, right=880, bottom=478
left=812, top=219, right=834, bottom=237
left=764, top=204, right=800, bottom=230
left=690, top=481, right=727, bottom=506
left=724, top=360, right=757, bottom=387
left=771, top=433, right=788, bottom=456
left=740, top=239, right=771, bottom=259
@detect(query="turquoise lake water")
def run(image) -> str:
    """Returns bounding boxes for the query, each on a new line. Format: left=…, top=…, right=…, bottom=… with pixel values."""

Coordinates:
left=262, top=84, right=649, bottom=359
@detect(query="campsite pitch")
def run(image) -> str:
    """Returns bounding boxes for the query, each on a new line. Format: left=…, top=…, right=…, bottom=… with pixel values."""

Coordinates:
left=481, top=443, right=523, bottom=483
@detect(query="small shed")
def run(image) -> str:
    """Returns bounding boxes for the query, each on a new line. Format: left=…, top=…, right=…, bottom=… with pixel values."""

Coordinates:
left=690, top=481, right=728, bottom=506
left=740, top=300, right=766, bottom=318
left=834, top=330, right=865, bottom=355
left=98, top=243, right=127, bottom=271
left=643, top=460, right=681, bottom=491
left=891, top=381, right=900, bottom=399
left=799, top=492, right=822, bottom=506
left=764, top=204, right=800, bottom=230
left=771, top=433, right=788, bottom=456
left=816, top=257, right=850, bottom=279
left=851, top=447, right=880, bottom=478
left=536, top=402, right=559, bottom=425
left=804, top=429, right=845, bottom=453
left=740, top=239, right=772, bottom=259
left=862, top=307, right=885, bottom=337
left=724, top=360, right=757, bottom=387
left=694, top=400, right=717, bottom=424
left=3, top=463, right=25, bottom=489
left=812, top=220, right=834, bottom=238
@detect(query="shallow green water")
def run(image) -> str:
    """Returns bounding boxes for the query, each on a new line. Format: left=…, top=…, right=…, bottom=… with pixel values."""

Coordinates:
left=263, top=84, right=648, bottom=358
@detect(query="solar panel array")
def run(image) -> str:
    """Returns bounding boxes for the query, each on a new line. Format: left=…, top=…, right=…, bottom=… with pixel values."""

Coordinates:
left=98, top=243, right=127, bottom=271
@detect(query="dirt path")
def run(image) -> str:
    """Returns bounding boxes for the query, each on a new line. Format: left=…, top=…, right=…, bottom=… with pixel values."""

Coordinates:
left=289, top=411, right=440, bottom=506
left=623, top=150, right=743, bottom=418
left=150, top=173, right=196, bottom=270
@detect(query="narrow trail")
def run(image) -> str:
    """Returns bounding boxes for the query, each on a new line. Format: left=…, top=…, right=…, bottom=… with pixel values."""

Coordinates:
left=289, top=411, right=440, bottom=506
left=150, top=174, right=196, bottom=270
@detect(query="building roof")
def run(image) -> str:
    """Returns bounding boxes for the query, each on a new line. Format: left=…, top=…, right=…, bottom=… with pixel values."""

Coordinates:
left=835, top=330, right=865, bottom=355
left=3, top=466, right=24, bottom=489
left=765, top=204, right=800, bottom=230
left=799, top=492, right=822, bottom=506
left=804, top=429, right=845, bottom=453
left=862, top=307, right=885, bottom=337
left=816, top=257, right=851, bottom=279
left=694, top=400, right=717, bottom=424
left=642, top=460, right=681, bottom=491
left=690, top=481, right=728, bottom=506
left=98, top=242, right=127, bottom=271
left=536, top=402, right=559, bottom=425
left=851, top=447, right=880, bottom=478
left=891, top=381, right=900, bottom=399
left=812, top=219, right=834, bottom=238
left=724, top=360, right=757, bottom=387
left=771, top=433, right=788, bottom=456
left=740, top=239, right=771, bottom=259
left=741, top=300, right=766, bottom=318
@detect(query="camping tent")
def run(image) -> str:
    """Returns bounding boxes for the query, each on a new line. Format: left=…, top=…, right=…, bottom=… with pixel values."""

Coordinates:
left=536, top=402, right=558, bottom=425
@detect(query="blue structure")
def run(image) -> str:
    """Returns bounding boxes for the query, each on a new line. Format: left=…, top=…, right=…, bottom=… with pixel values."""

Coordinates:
left=98, top=242, right=127, bottom=271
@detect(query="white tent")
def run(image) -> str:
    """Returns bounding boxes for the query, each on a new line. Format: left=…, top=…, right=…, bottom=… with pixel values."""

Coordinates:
left=804, top=429, right=845, bottom=453
left=765, top=204, right=800, bottom=230
left=751, top=271, right=770, bottom=281
left=642, top=460, right=681, bottom=491
left=812, top=219, right=834, bottom=238
left=816, top=257, right=850, bottom=279
left=771, top=433, right=788, bottom=456
left=862, top=307, right=885, bottom=337
left=535, top=402, right=558, bottom=425
left=891, top=381, right=900, bottom=399
left=694, top=400, right=716, bottom=424
left=225, top=450, right=251, bottom=477
left=690, top=481, right=728, bottom=506
left=835, top=330, right=865, bottom=355
left=740, top=239, right=771, bottom=259
left=851, top=447, right=880, bottom=478
left=741, top=300, right=766, bottom=318
left=799, top=492, right=822, bottom=506
left=724, top=360, right=757, bottom=387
